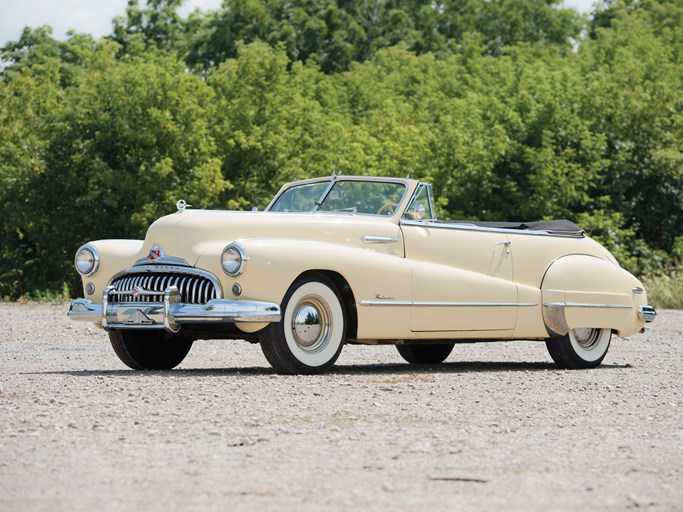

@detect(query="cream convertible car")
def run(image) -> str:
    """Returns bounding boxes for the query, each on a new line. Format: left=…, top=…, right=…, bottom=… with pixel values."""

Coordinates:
left=69, top=176, right=656, bottom=374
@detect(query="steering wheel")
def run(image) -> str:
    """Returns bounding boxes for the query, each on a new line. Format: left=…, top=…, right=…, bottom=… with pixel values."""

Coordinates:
left=376, top=203, right=398, bottom=215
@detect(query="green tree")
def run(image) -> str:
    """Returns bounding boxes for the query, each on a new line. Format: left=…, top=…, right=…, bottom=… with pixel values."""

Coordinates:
left=0, top=34, right=226, bottom=298
left=112, top=0, right=186, bottom=55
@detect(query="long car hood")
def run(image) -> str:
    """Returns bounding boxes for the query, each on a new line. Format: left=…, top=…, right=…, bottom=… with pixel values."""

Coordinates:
left=137, top=210, right=403, bottom=266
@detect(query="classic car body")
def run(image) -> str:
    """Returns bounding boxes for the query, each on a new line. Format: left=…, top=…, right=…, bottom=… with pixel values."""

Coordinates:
left=68, top=175, right=656, bottom=374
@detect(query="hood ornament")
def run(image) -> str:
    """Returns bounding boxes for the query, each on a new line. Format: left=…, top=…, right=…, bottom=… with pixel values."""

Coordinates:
left=176, top=199, right=191, bottom=213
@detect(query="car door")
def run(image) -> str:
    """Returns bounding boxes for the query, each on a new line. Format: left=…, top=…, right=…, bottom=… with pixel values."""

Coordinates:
left=401, top=221, right=518, bottom=332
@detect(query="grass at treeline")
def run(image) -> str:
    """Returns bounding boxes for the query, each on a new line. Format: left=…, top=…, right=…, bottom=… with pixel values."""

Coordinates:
left=6, top=272, right=682, bottom=310
left=641, top=272, right=683, bottom=310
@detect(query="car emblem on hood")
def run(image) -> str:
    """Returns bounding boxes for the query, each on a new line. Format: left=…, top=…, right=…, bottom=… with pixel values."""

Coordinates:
left=148, top=243, right=166, bottom=261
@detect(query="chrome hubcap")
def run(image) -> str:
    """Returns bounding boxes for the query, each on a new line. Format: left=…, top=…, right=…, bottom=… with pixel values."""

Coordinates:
left=291, top=296, right=331, bottom=353
left=573, top=328, right=601, bottom=350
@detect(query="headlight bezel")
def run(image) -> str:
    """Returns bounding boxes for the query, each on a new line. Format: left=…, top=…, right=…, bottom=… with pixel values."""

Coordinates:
left=75, top=243, right=100, bottom=277
left=221, top=242, right=248, bottom=277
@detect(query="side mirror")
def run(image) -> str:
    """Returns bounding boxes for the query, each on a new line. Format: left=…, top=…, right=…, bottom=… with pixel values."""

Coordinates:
left=251, top=207, right=259, bottom=212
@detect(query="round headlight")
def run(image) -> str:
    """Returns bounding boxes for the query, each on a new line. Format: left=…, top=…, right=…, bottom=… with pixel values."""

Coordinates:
left=75, top=244, right=100, bottom=276
left=221, top=243, right=247, bottom=276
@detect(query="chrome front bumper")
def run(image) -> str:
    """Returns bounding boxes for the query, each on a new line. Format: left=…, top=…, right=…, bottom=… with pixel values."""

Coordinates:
left=68, top=285, right=281, bottom=333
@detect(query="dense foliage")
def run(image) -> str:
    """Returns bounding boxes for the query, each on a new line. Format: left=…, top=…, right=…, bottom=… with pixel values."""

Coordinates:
left=0, top=0, right=681, bottom=300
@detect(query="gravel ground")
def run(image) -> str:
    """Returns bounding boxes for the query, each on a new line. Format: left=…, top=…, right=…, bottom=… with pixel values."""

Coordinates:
left=1, top=303, right=681, bottom=511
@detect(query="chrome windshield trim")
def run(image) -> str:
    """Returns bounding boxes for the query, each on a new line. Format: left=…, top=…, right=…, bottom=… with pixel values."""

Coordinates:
left=312, top=178, right=338, bottom=212
left=264, top=177, right=332, bottom=212
left=543, top=302, right=631, bottom=309
left=400, top=219, right=585, bottom=238
left=266, top=176, right=416, bottom=214
left=426, top=184, right=435, bottom=220
left=316, top=179, right=409, bottom=216
left=403, top=183, right=436, bottom=221
left=360, top=300, right=537, bottom=307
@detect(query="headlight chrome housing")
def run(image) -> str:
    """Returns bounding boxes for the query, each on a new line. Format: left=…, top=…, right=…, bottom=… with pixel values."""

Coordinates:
left=221, top=242, right=247, bottom=277
left=75, top=244, right=100, bottom=277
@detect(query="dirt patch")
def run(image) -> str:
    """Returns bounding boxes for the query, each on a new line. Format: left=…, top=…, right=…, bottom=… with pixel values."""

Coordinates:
left=1, top=303, right=681, bottom=511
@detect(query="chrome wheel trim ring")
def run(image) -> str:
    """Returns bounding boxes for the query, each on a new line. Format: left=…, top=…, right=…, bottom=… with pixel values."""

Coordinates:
left=290, top=295, right=332, bottom=354
left=573, top=328, right=601, bottom=350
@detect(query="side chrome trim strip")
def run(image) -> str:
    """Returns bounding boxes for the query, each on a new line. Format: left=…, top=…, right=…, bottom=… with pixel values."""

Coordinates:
left=543, top=302, right=631, bottom=309
left=361, top=300, right=412, bottom=307
left=361, top=235, right=399, bottom=244
left=360, top=300, right=537, bottom=307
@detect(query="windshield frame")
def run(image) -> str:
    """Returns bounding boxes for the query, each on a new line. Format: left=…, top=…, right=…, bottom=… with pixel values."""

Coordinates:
left=402, top=182, right=437, bottom=221
left=266, top=176, right=415, bottom=217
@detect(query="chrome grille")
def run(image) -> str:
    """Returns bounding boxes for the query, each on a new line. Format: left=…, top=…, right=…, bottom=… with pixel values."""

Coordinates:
left=109, top=271, right=218, bottom=304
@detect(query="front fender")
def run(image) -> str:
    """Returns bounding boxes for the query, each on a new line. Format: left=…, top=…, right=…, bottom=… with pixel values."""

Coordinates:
left=77, top=239, right=145, bottom=302
left=541, top=255, right=647, bottom=337
left=195, top=238, right=413, bottom=339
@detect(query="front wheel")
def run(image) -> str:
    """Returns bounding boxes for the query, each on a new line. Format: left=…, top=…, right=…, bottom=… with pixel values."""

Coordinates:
left=397, top=343, right=455, bottom=364
left=259, top=275, right=346, bottom=375
left=109, top=330, right=193, bottom=370
left=545, top=328, right=612, bottom=369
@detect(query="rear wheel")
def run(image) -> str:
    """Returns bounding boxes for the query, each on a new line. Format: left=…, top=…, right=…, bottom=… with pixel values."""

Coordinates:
left=545, top=328, right=611, bottom=369
left=259, top=275, right=346, bottom=375
left=397, top=343, right=455, bottom=364
left=109, top=330, right=193, bottom=370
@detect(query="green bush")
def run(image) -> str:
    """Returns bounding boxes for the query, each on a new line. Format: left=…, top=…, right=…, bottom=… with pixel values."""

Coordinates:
left=1, top=1, right=682, bottom=305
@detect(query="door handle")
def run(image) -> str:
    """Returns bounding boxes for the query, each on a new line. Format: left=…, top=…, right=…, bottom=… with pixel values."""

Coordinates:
left=362, top=235, right=398, bottom=244
left=497, top=241, right=511, bottom=246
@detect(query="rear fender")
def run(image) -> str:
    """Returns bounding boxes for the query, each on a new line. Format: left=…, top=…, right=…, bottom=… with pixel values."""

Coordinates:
left=541, top=255, right=647, bottom=337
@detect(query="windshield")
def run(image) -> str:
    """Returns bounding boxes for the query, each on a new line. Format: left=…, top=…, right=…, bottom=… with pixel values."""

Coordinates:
left=318, top=181, right=406, bottom=215
left=269, top=180, right=407, bottom=216
left=268, top=181, right=330, bottom=212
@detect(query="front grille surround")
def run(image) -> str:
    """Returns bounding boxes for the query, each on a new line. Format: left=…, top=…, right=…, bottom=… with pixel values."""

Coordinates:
left=107, top=265, right=222, bottom=305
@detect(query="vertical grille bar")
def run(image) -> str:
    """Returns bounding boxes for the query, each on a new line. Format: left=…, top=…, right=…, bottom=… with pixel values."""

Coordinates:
left=191, top=278, right=198, bottom=304
left=179, top=276, right=187, bottom=303
left=199, top=281, right=208, bottom=305
left=110, top=270, right=217, bottom=305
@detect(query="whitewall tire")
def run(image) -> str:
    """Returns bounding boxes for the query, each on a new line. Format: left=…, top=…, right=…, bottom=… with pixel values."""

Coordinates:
left=545, top=328, right=612, bottom=369
left=259, top=275, right=346, bottom=374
